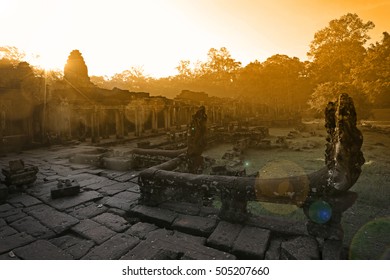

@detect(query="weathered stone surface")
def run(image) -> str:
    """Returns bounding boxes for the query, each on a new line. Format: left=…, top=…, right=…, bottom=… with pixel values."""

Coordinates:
left=82, top=233, right=139, bottom=260
left=0, top=232, right=35, bottom=254
left=159, top=201, right=200, bottom=215
left=126, top=222, right=158, bottom=239
left=14, top=240, right=73, bottom=260
left=100, top=171, right=127, bottom=180
left=248, top=215, right=308, bottom=236
left=173, top=231, right=206, bottom=245
left=25, top=204, right=79, bottom=234
left=81, top=177, right=116, bottom=190
left=0, top=219, right=6, bottom=227
left=10, top=216, right=55, bottom=239
left=47, top=191, right=102, bottom=210
left=71, top=219, right=115, bottom=244
left=0, top=207, right=20, bottom=219
left=0, top=252, right=20, bottom=260
left=0, top=203, right=14, bottom=212
left=7, top=193, right=41, bottom=207
left=265, top=238, right=282, bottom=260
left=173, top=214, right=217, bottom=237
left=105, top=191, right=140, bottom=212
left=50, top=235, right=95, bottom=259
left=280, top=236, right=320, bottom=260
left=98, top=182, right=132, bottom=196
left=207, top=221, right=243, bottom=251
left=26, top=181, right=56, bottom=200
left=121, top=228, right=235, bottom=260
left=68, top=203, right=107, bottom=219
left=4, top=209, right=27, bottom=223
left=92, top=213, right=130, bottom=232
left=51, top=179, right=80, bottom=199
left=232, top=226, right=271, bottom=259
left=113, top=172, right=139, bottom=183
left=0, top=225, right=18, bottom=238
left=0, top=184, right=8, bottom=203
left=131, top=205, right=177, bottom=227
left=322, top=239, right=343, bottom=260
left=102, top=158, right=132, bottom=171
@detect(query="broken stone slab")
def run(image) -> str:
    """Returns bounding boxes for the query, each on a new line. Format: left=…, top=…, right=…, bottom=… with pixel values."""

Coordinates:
left=0, top=225, right=18, bottom=238
left=82, top=233, right=140, bottom=260
left=0, top=232, right=36, bottom=254
left=232, top=226, right=271, bottom=259
left=92, top=213, right=130, bottom=232
left=13, top=240, right=73, bottom=260
left=280, top=236, right=320, bottom=260
left=50, top=235, right=95, bottom=260
left=126, top=222, right=159, bottom=239
left=10, top=216, right=56, bottom=239
left=7, top=193, right=41, bottom=207
left=68, top=203, right=108, bottom=220
left=24, top=204, right=79, bottom=234
left=207, top=221, right=243, bottom=252
left=172, top=214, right=218, bottom=237
left=130, top=205, right=177, bottom=228
left=47, top=191, right=102, bottom=211
left=51, top=179, right=80, bottom=199
left=71, top=219, right=115, bottom=244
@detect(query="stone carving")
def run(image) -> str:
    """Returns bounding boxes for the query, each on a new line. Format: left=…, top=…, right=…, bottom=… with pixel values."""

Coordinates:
left=64, top=50, right=93, bottom=88
left=1, top=160, right=38, bottom=187
left=138, top=94, right=364, bottom=239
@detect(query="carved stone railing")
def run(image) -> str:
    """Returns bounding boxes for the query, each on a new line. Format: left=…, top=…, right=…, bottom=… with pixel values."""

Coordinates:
left=138, top=94, right=364, bottom=240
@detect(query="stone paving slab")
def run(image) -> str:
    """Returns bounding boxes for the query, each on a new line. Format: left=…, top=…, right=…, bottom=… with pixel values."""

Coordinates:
left=7, top=193, right=42, bottom=208
left=78, top=176, right=109, bottom=188
left=104, top=191, right=140, bottom=212
left=50, top=235, right=95, bottom=259
left=265, top=237, right=282, bottom=260
left=207, top=221, right=243, bottom=252
left=121, top=228, right=236, bottom=260
left=24, top=204, right=79, bottom=234
left=159, top=202, right=200, bottom=216
left=248, top=215, right=308, bottom=236
left=0, top=225, right=18, bottom=238
left=172, top=214, right=218, bottom=237
left=0, top=232, right=36, bottom=254
left=0, top=203, right=14, bottom=212
left=45, top=191, right=103, bottom=211
left=14, top=240, right=73, bottom=260
left=92, top=212, right=130, bottom=232
left=280, top=236, right=320, bottom=260
left=10, top=216, right=56, bottom=239
left=4, top=209, right=27, bottom=223
left=100, top=171, right=127, bottom=180
left=0, top=252, right=20, bottom=260
left=112, top=172, right=139, bottom=183
left=322, top=239, right=343, bottom=260
left=98, top=182, right=132, bottom=196
left=130, top=205, right=177, bottom=228
left=26, top=181, right=56, bottom=200
left=0, top=219, right=6, bottom=227
left=71, top=219, right=115, bottom=244
left=173, top=231, right=206, bottom=245
left=126, top=222, right=159, bottom=239
left=232, top=226, right=271, bottom=259
left=68, top=203, right=108, bottom=219
left=82, top=233, right=140, bottom=260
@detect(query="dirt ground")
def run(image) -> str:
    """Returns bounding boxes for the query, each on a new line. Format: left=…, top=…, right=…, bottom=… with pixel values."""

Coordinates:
left=204, top=123, right=390, bottom=259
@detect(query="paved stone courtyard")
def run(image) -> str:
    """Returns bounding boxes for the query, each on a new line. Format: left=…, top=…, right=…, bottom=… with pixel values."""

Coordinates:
left=0, top=144, right=340, bottom=260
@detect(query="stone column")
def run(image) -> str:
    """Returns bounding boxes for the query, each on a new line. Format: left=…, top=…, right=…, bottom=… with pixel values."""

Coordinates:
left=91, top=107, right=100, bottom=143
left=164, top=106, right=171, bottom=131
left=115, top=109, right=124, bottom=139
left=151, top=107, right=158, bottom=133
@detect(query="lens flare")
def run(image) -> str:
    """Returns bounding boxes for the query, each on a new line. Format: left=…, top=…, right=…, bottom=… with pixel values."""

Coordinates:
left=308, top=200, right=332, bottom=224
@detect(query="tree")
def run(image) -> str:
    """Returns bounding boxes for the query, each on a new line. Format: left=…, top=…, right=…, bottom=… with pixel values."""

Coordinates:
left=308, top=13, right=375, bottom=83
left=352, top=32, right=390, bottom=107
left=0, top=46, right=26, bottom=65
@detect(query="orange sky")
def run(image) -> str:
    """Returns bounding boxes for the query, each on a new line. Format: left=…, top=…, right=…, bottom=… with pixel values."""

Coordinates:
left=1, top=0, right=389, bottom=77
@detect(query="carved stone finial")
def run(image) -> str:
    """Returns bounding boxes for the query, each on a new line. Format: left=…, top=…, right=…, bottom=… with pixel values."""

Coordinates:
left=64, top=50, right=93, bottom=88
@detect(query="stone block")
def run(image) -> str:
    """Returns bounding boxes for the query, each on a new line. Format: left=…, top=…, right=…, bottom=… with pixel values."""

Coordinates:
left=265, top=238, right=282, bottom=260
left=159, top=201, right=200, bottom=215
left=51, top=179, right=80, bottom=199
left=7, top=193, right=41, bottom=207
left=130, top=205, right=177, bottom=228
left=0, top=184, right=8, bottom=204
left=25, top=204, right=79, bottom=234
left=71, top=219, right=115, bottom=244
left=47, top=191, right=102, bottom=211
left=82, top=233, right=139, bottom=260
left=0, top=232, right=35, bottom=254
left=10, top=216, right=55, bottom=239
left=322, top=239, right=343, bottom=260
left=50, top=235, right=94, bottom=259
left=0, top=225, right=18, bottom=238
left=172, top=214, right=218, bottom=237
left=280, top=236, right=320, bottom=260
left=207, top=221, right=243, bottom=252
left=68, top=203, right=107, bottom=219
left=232, top=226, right=271, bottom=259
left=92, top=212, right=130, bottom=232
left=14, top=240, right=73, bottom=260
left=126, top=222, right=159, bottom=239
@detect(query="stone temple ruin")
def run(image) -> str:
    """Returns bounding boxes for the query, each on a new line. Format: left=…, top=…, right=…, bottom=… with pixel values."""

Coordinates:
left=0, top=50, right=367, bottom=260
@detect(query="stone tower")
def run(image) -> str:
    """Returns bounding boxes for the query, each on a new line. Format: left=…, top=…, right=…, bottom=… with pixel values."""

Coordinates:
left=64, top=50, right=93, bottom=87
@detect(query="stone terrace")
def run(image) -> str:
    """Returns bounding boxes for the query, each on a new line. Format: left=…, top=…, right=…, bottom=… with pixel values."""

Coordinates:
left=0, top=146, right=338, bottom=260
